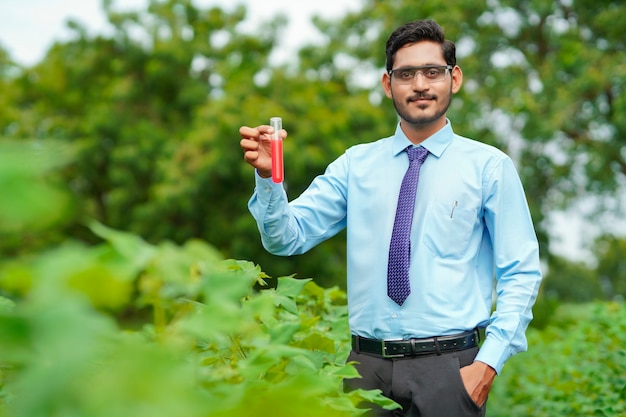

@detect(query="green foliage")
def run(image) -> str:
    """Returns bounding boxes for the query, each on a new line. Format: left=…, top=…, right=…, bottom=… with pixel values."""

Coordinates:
left=0, top=140, right=396, bottom=416
left=489, top=302, right=626, bottom=417
left=0, top=140, right=75, bottom=257
left=0, top=140, right=73, bottom=232
left=592, top=234, right=626, bottom=299
left=541, top=255, right=604, bottom=302
left=2, top=237, right=624, bottom=416
left=539, top=236, right=626, bottom=303
left=0, top=223, right=397, bottom=416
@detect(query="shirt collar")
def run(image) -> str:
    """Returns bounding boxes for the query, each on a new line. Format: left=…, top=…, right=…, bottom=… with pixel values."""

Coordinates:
left=391, top=119, right=454, bottom=158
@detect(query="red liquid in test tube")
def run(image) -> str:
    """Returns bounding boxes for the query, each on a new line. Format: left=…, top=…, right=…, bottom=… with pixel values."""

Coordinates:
left=270, top=117, right=283, bottom=183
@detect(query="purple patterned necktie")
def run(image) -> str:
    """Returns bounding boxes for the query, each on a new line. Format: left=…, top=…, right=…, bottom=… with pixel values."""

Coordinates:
left=387, top=146, right=429, bottom=306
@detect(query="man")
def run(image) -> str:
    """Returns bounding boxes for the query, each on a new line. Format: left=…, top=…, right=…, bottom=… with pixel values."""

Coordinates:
left=239, top=19, right=542, bottom=417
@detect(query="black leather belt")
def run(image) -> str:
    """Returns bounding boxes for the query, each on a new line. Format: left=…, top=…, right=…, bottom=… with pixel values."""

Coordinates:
left=352, top=330, right=479, bottom=358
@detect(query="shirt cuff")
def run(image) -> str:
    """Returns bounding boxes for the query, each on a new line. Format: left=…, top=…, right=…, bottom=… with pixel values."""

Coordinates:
left=475, top=336, right=514, bottom=375
left=254, top=170, right=284, bottom=203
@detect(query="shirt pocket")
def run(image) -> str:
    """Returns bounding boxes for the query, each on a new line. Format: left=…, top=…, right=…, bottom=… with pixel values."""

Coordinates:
left=423, top=200, right=478, bottom=259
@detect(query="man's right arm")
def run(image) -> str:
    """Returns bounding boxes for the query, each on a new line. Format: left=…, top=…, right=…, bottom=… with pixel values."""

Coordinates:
left=247, top=172, right=297, bottom=255
left=247, top=155, right=349, bottom=257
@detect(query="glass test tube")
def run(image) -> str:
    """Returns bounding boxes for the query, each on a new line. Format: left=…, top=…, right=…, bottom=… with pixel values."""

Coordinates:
left=270, top=117, right=283, bottom=183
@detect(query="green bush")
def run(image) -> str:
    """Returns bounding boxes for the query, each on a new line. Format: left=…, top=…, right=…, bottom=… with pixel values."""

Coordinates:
left=0, top=223, right=396, bottom=417
left=489, top=302, right=626, bottom=417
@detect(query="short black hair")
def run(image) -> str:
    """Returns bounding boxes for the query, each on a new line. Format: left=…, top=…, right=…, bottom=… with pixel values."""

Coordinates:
left=385, top=20, right=456, bottom=71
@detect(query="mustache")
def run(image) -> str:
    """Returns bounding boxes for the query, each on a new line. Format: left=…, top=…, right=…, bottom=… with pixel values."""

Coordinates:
left=407, top=93, right=436, bottom=102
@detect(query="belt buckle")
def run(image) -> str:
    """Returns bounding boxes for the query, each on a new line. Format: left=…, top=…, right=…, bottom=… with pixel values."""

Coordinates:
left=381, top=339, right=406, bottom=358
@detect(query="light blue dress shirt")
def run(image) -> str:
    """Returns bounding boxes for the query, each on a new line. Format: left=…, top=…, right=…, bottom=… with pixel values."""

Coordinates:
left=248, top=121, right=542, bottom=374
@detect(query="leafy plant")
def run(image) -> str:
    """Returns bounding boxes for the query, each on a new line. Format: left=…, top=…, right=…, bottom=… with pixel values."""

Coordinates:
left=489, top=302, right=626, bottom=417
left=0, top=221, right=397, bottom=417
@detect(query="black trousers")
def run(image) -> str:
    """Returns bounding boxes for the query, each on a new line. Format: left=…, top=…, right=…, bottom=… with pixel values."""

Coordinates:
left=344, top=346, right=486, bottom=417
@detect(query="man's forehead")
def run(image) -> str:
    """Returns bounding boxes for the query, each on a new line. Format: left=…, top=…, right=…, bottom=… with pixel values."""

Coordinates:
left=393, top=42, right=446, bottom=66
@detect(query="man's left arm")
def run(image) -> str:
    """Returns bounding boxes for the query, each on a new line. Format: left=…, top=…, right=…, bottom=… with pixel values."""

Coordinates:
left=463, top=157, right=543, bottom=403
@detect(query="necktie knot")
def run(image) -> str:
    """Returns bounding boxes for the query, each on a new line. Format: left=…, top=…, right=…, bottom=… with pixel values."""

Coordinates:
left=406, top=146, right=429, bottom=164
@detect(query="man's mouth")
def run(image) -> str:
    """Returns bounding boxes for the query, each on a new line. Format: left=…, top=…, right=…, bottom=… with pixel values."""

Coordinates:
left=408, top=94, right=435, bottom=103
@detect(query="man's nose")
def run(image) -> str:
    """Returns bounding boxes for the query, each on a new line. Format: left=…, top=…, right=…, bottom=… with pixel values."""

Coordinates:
left=411, top=72, right=430, bottom=89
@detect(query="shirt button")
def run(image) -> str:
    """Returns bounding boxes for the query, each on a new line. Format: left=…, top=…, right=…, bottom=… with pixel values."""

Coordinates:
left=391, top=313, right=397, bottom=319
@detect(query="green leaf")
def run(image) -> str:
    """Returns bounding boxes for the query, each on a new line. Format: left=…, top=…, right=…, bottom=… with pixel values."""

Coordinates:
left=0, top=141, right=72, bottom=233
left=267, top=276, right=312, bottom=315
left=89, top=221, right=157, bottom=270
left=325, top=362, right=362, bottom=380
left=276, top=276, right=312, bottom=298
left=295, top=332, right=336, bottom=354
left=351, top=388, right=401, bottom=411
left=0, top=296, right=15, bottom=313
left=266, top=321, right=301, bottom=345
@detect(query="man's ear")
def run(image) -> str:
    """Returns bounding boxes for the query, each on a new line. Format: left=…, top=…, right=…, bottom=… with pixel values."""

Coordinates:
left=451, top=65, right=463, bottom=94
left=382, top=72, right=393, bottom=98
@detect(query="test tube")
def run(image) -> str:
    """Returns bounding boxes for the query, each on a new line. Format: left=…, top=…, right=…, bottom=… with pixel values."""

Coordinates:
left=270, top=117, right=283, bottom=183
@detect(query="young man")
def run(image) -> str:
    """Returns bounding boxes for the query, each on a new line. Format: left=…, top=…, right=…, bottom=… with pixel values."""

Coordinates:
left=239, top=19, right=542, bottom=417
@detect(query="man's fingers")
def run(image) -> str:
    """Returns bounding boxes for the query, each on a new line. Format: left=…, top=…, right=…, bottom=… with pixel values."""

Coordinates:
left=240, top=138, right=259, bottom=152
left=239, top=124, right=276, bottom=177
left=239, top=125, right=272, bottom=139
left=239, top=125, right=258, bottom=138
left=245, top=150, right=262, bottom=163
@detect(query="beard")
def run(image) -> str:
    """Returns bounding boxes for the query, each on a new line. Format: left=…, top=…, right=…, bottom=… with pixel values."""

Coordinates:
left=391, top=87, right=452, bottom=127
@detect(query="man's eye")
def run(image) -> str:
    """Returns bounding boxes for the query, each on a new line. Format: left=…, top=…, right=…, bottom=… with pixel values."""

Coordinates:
left=399, top=70, right=414, bottom=79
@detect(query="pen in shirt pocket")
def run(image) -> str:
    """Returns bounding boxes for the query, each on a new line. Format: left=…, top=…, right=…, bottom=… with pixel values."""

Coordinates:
left=450, top=200, right=458, bottom=219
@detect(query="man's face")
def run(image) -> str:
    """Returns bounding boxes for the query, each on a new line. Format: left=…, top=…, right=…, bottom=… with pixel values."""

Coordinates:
left=382, top=41, right=462, bottom=132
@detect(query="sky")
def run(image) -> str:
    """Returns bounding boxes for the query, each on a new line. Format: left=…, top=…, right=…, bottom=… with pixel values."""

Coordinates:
left=0, top=0, right=361, bottom=66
